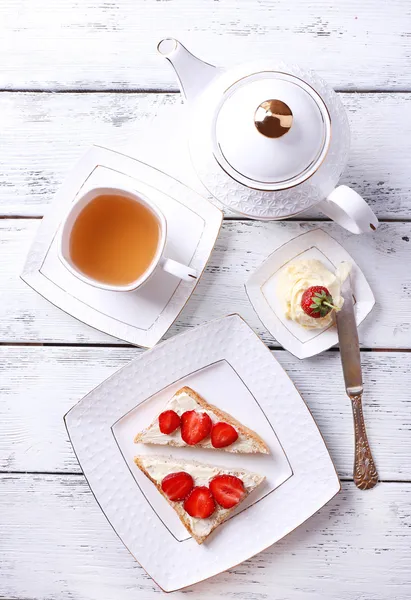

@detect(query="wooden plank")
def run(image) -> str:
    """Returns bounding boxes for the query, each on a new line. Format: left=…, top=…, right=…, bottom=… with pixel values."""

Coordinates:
left=0, top=474, right=409, bottom=599
left=0, top=346, right=410, bottom=481
left=2, top=219, right=411, bottom=348
left=0, top=92, right=410, bottom=218
left=1, top=1, right=410, bottom=91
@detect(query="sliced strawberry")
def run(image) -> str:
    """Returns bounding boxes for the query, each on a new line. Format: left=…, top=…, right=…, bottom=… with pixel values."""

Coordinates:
left=211, top=422, right=239, bottom=448
left=209, top=475, right=245, bottom=509
left=161, top=471, right=194, bottom=501
left=158, top=410, right=180, bottom=434
left=180, top=410, right=212, bottom=445
left=183, top=486, right=216, bottom=519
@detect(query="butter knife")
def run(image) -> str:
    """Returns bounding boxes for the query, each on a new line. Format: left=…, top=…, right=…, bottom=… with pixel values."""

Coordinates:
left=335, top=277, right=378, bottom=490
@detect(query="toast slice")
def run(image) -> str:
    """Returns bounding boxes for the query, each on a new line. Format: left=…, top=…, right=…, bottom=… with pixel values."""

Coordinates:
left=134, top=386, right=269, bottom=454
left=134, top=454, right=265, bottom=544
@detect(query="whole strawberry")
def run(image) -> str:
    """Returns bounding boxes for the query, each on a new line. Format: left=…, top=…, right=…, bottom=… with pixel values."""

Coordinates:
left=301, top=285, right=338, bottom=319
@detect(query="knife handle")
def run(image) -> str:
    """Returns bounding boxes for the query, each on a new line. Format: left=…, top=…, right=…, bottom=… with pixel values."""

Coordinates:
left=351, top=394, right=378, bottom=490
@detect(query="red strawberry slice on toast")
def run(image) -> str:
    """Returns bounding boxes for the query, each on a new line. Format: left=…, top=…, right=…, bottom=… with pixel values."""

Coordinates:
left=183, top=486, right=216, bottom=519
left=181, top=410, right=212, bottom=445
left=209, top=474, right=245, bottom=509
left=161, top=471, right=193, bottom=501
left=211, top=422, right=239, bottom=448
left=158, top=410, right=181, bottom=434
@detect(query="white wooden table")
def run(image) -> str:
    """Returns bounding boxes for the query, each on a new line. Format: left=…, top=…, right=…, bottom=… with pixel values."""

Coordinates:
left=1, top=2, right=410, bottom=598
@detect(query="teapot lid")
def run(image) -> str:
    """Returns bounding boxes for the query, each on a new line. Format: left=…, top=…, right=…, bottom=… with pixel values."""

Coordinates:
left=212, top=72, right=331, bottom=190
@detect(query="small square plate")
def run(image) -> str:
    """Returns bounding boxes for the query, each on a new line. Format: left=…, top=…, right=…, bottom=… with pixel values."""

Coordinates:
left=245, top=229, right=375, bottom=359
left=21, top=145, right=222, bottom=348
left=65, top=314, right=340, bottom=591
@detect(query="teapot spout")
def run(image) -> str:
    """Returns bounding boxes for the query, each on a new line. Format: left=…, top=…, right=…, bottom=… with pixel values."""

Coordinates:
left=157, top=38, right=219, bottom=102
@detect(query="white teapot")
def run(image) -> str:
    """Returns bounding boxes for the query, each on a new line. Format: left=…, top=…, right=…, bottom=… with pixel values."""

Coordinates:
left=158, top=38, right=378, bottom=234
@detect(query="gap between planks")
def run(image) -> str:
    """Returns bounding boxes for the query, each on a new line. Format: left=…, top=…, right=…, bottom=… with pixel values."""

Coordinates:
left=1, top=88, right=411, bottom=94
left=1, top=471, right=409, bottom=484
left=1, top=215, right=411, bottom=223
left=0, top=342, right=410, bottom=352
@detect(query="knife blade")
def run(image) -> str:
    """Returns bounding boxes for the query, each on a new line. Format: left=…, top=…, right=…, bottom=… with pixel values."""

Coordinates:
left=335, top=275, right=378, bottom=490
left=335, top=277, right=363, bottom=397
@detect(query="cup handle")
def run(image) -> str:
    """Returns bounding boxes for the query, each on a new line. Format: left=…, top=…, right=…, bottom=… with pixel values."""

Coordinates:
left=160, top=257, right=198, bottom=282
left=317, top=185, right=379, bottom=234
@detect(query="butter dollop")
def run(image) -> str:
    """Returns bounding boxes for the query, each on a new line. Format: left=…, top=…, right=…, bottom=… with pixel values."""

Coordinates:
left=277, top=259, right=351, bottom=329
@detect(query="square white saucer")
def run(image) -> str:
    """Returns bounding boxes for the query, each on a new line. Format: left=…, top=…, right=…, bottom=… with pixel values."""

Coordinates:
left=21, top=146, right=222, bottom=347
left=65, top=314, right=340, bottom=592
left=245, top=229, right=375, bottom=359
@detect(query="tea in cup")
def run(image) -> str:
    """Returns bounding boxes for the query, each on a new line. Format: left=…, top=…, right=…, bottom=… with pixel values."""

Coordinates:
left=58, top=186, right=197, bottom=291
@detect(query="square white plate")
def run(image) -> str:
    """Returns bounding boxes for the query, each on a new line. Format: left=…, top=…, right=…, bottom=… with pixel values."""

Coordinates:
left=246, top=229, right=375, bottom=359
left=21, top=145, right=222, bottom=348
left=65, top=314, right=340, bottom=591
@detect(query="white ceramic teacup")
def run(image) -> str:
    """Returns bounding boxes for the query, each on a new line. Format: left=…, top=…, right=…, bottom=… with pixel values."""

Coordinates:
left=58, top=186, right=198, bottom=292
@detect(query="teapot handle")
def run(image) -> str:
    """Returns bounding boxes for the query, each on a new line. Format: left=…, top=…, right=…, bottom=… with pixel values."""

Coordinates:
left=317, top=185, right=379, bottom=234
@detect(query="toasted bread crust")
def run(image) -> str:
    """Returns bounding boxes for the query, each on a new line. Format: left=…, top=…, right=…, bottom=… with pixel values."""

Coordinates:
left=134, top=386, right=269, bottom=454
left=134, top=455, right=265, bottom=544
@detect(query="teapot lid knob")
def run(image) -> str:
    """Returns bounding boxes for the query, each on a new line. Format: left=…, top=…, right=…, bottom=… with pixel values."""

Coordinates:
left=254, top=100, right=293, bottom=138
